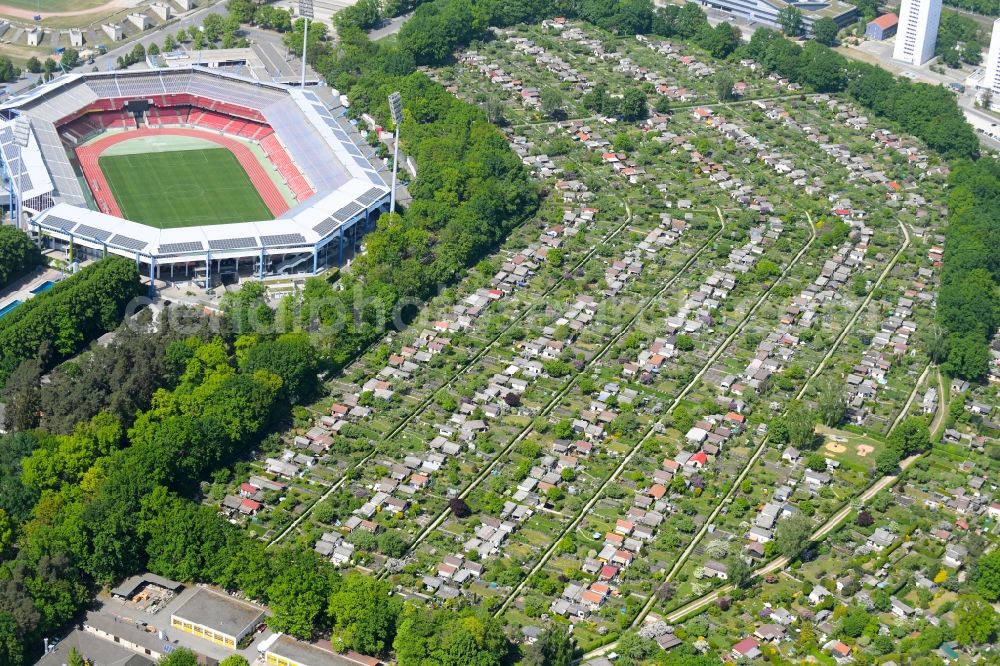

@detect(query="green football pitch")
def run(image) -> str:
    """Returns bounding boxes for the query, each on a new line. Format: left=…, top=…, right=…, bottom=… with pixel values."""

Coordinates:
left=98, top=148, right=272, bottom=228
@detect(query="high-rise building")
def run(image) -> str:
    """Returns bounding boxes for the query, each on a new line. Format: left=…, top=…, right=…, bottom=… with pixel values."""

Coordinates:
left=893, top=0, right=943, bottom=66
left=982, top=18, right=1000, bottom=106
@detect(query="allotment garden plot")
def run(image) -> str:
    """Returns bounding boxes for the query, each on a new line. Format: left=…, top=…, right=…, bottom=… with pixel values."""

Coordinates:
left=204, top=17, right=958, bottom=652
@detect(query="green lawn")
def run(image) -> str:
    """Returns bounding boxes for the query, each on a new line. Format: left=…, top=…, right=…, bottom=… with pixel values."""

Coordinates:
left=99, top=148, right=271, bottom=228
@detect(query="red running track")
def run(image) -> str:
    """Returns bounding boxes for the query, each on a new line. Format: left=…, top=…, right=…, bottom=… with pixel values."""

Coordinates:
left=75, top=127, right=290, bottom=219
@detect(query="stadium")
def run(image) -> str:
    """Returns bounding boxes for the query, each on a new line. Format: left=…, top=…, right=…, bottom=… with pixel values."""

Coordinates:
left=0, top=68, right=392, bottom=288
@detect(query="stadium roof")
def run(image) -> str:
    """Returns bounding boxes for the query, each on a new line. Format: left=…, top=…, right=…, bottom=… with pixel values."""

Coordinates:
left=0, top=68, right=391, bottom=261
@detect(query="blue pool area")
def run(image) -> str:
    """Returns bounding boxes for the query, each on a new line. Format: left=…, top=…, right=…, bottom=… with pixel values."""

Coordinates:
left=0, top=299, right=22, bottom=319
left=30, top=280, right=55, bottom=294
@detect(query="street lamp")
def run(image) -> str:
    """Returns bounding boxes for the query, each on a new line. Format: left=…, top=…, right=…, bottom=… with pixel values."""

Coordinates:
left=299, top=0, right=313, bottom=87
left=388, top=91, right=403, bottom=214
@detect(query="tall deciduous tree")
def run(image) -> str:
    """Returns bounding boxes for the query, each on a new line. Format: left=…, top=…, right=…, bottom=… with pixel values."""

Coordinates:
left=812, top=17, right=839, bottom=46
left=774, top=513, right=813, bottom=561
left=778, top=5, right=803, bottom=36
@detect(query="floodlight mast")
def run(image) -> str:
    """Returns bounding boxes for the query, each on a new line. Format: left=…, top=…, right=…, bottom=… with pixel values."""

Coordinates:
left=388, top=91, right=402, bottom=214
left=300, top=0, right=313, bottom=87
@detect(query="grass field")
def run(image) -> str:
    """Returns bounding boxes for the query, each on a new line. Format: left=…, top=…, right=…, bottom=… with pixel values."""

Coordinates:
left=99, top=148, right=271, bottom=228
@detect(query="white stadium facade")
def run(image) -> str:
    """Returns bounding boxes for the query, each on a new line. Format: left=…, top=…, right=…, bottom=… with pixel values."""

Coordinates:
left=0, top=67, right=391, bottom=289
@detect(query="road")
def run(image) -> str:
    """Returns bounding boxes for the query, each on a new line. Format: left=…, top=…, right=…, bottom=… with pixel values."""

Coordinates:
left=368, top=12, right=411, bottom=41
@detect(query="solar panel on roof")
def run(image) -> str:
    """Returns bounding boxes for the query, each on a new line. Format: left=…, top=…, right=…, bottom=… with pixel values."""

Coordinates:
left=332, top=201, right=363, bottom=222
left=312, top=104, right=331, bottom=117
left=261, top=233, right=307, bottom=246
left=312, top=216, right=340, bottom=237
left=43, top=215, right=78, bottom=231
left=366, top=171, right=385, bottom=186
left=356, top=187, right=384, bottom=207
left=74, top=224, right=113, bottom=242
left=159, top=241, right=204, bottom=254
left=353, top=155, right=372, bottom=170
left=111, top=234, right=147, bottom=251
left=208, top=237, right=257, bottom=250
left=345, top=144, right=362, bottom=157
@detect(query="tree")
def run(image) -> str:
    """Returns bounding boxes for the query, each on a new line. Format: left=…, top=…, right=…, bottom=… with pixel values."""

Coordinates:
left=0, top=56, right=18, bottom=82
left=620, top=87, right=648, bottom=121
left=0, top=257, right=143, bottom=389
left=61, top=48, right=80, bottom=69
left=774, top=513, right=812, bottom=561
left=615, top=632, right=657, bottom=666
left=778, top=5, right=803, bottom=36
left=839, top=605, right=869, bottom=638
left=953, top=594, right=998, bottom=645
left=806, top=452, right=827, bottom=472
left=164, top=33, right=178, bottom=51
left=449, top=497, right=471, bottom=518
left=697, top=21, right=741, bottom=59
left=816, top=379, right=846, bottom=427
left=482, top=94, right=505, bottom=125
left=973, top=550, right=1000, bottom=601
left=812, top=17, right=839, bottom=46
left=378, top=531, right=408, bottom=558
left=962, top=40, right=982, bottom=65
left=158, top=649, right=199, bottom=666
left=676, top=335, right=695, bottom=351
left=67, top=647, right=87, bottom=666
left=219, top=657, right=250, bottom=666
left=715, top=73, right=735, bottom=102
left=945, top=333, right=991, bottom=380
left=130, top=42, right=146, bottom=65
left=394, top=607, right=511, bottom=666
left=768, top=416, right=790, bottom=445
left=334, top=0, right=382, bottom=32
left=799, top=42, right=846, bottom=92
left=785, top=402, right=818, bottom=449
left=26, top=56, right=42, bottom=73
left=241, top=334, right=319, bottom=404
left=524, top=625, right=575, bottom=666
left=871, top=635, right=894, bottom=655
left=540, top=87, right=565, bottom=118
left=875, top=442, right=904, bottom=475
left=1, top=357, right=42, bottom=431
left=266, top=548, right=338, bottom=639
left=328, top=575, right=402, bottom=653
left=726, top=555, right=752, bottom=588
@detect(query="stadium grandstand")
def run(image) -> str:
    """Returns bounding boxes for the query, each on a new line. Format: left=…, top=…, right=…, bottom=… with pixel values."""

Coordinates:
left=0, top=68, right=391, bottom=288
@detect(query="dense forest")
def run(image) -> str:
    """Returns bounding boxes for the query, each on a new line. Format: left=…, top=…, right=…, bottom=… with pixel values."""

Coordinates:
left=935, top=161, right=1000, bottom=379
left=0, top=226, right=41, bottom=290
left=0, top=257, right=143, bottom=389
